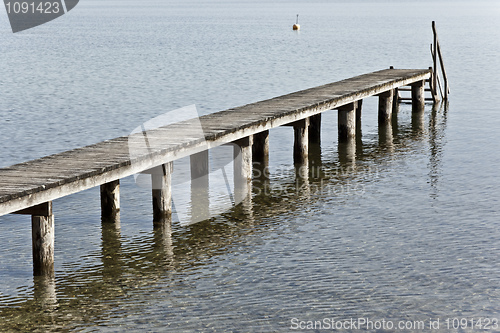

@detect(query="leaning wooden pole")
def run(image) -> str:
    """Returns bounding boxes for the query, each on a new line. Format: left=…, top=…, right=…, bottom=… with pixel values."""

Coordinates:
left=432, top=21, right=438, bottom=100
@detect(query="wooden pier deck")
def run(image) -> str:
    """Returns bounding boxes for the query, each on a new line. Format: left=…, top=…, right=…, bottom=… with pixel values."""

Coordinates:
left=0, top=68, right=432, bottom=275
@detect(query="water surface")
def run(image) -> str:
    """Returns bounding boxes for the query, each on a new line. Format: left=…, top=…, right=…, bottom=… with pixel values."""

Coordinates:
left=1, top=1, right=500, bottom=331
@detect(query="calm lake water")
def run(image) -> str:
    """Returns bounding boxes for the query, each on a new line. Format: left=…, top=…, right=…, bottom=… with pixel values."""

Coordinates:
left=1, top=1, right=500, bottom=332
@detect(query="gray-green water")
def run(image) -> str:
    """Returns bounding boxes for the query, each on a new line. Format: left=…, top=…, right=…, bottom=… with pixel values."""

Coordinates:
left=1, top=1, right=500, bottom=331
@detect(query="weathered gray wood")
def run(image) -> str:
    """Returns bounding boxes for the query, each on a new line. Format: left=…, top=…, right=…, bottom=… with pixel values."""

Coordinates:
left=392, top=88, right=399, bottom=114
left=411, top=80, right=425, bottom=112
left=100, top=180, right=120, bottom=220
left=0, top=69, right=432, bottom=217
left=432, top=21, right=449, bottom=100
left=355, top=100, right=363, bottom=123
left=293, top=118, right=309, bottom=165
left=433, top=21, right=438, bottom=100
left=233, top=136, right=253, bottom=204
left=309, top=114, right=321, bottom=145
left=378, top=89, right=394, bottom=123
left=252, top=130, right=269, bottom=183
left=152, top=163, right=173, bottom=222
left=338, top=103, right=356, bottom=142
left=252, top=130, right=269, bottom=166
left=32, top=202, right=54, bottom=276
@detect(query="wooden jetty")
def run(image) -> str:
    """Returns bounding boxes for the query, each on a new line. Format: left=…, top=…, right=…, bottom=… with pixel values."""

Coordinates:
left=1, top=67, right=438, bottom=276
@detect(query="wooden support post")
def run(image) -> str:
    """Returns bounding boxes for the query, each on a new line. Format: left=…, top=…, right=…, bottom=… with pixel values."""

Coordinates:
left=190, top=150, right=210, bottom=222
left=252, top=130, right=269, bottom=167
left=355, top=100, right=363, bottom=124
left=293, top=118, right=309, bottom=165
left=252, top=130, right=269, bottom=181
left=309, top=114, right=321, bottom=145
left=411, top=80, right=425, bottom=112
left=152, top=162, right=173, bottom=222
left=338, top=103, right=356, bottom=142
left=233, top=136, right=253, bottom=203
left=32, top=201, right=54, bottom=276
left=378, top=89, right=394, bottom=124
left=392, top=88, right=400, bottom=114
left=100, top=180, right=120, bottom=221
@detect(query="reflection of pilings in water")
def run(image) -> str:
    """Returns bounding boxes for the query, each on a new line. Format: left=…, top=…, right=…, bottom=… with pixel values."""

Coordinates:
left=153, top=217, right=174, bottom=261
left=411, top=105, right=426, bottom=136
left=295, top=161, right=310, bottom=199
left=308, top=142, right=323, bottom=180
left=338, top=140, right=356, bottom=167
left=391, top=111, right=399, bottom=138
left=33, top=275, right=57, bottom=314
left=190, top=150, right=210, bottom=223
left=378, top=122, right=394, bottom=152
left=427, top=102, right=448, bottom=199
left=101, top=214, right=122, bottom=278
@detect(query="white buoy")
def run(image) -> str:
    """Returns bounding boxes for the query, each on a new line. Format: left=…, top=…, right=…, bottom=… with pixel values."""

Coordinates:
left=293, top=14, right=300, bottom=30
